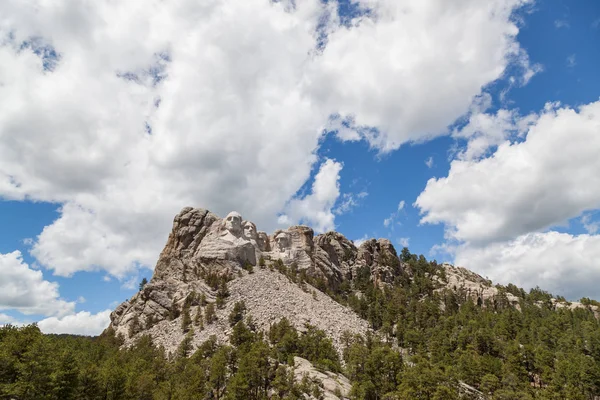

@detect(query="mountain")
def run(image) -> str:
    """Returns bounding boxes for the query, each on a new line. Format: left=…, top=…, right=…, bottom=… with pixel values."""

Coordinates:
left=3, top=207, right=600, bottom=399
left=108, top=206, right=401, bottom=353
left=109, top=207, right=597, bottom=355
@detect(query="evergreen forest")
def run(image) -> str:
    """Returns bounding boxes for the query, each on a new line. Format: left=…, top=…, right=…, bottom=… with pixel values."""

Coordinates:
left=2, top=249, right=600, bottom=400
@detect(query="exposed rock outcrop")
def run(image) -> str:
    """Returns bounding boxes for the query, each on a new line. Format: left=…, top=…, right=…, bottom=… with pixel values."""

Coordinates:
left=108, top=207, right=397, bottom=354
left=293, top=357, right=351, bottom=400
left=108, top=206, right=597, bottom=359
left=437, top=264, right=521, bottom=309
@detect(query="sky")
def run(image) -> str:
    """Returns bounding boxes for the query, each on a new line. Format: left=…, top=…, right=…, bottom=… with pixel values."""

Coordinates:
left=1, top=0, right=600, bottom=335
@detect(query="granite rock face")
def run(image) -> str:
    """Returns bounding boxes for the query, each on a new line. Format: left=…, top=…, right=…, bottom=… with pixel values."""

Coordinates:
left=108, top=207, right=397, bottom=354
left=437, top=264, right=521, bottom=309
left=107, top=206, right=592, bottom=359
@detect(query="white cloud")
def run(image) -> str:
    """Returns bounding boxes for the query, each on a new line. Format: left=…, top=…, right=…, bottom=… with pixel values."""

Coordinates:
left=397, top=237, right=410, bottom=247
left=581, top=213, right=600, bottom=234
left=452, top=108, right=537, bottom=161
left=383, top=199, right=405, bottom=228
left=121, top=275, right=138, bottom=291
left=334, top=191, right=368, bottom=215
left=425, top=156, right=434, bottom=168
left=554, top=19, right=570, bottom=29
left=314, top=0, right=538, bottom=151
left=455, top=232, right=600, bottom=300
left=280, top=159, right=343, bottom=233
left=353, top=234, right=369, bottom=247
left=417, top=101, right=600, bottom=244
left=566, top=54, right=576, bottom=68
left=0, top=251, right=74, bottom=317
left=38, top=309, right=112, bottom=336
left=0, top=313, right=15, bottom=324
left=0, top=0, right=536, bottom=277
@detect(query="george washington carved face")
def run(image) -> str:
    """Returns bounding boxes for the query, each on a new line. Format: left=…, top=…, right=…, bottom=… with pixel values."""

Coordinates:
left=223, top=211, right=242, bottom=237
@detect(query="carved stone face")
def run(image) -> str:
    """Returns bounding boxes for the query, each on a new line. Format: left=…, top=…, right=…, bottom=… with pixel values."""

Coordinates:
left=275, top=232, right=290, bottom=252
left=223, top=212, right=242, bottom=236
left=257, top=232, right=269, bottom=251
left=243, top=221, right=257, bottom=240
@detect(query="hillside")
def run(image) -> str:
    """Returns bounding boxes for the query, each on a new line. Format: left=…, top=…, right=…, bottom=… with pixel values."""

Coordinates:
left=2, top=207, right=600, bottom=400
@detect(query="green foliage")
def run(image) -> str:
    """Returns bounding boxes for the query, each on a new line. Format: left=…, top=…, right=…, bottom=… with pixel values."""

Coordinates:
left=297, top=324, right=341, bottom=373
left=228, top=301, right=246, bottom=327
left=216, top=281, right=229, bottom=309
left=181, top=307, right=192, bottom=332
left=138, top=277, right=148, bottom=291
left=242, top=261, right=255, bottom=274
left=205, top=303, right=217, bottom=324
left=193, top=306, right=202, bottom=328
left=2, top=248, right=600, bottom=400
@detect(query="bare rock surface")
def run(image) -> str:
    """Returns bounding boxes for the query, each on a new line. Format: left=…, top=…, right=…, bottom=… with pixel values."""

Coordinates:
left=293, top=356, right=351, bottom=400
left=438, top=263, right=521, bottom=308
left=108, top=206, right=594, bottom=359
left=109, top=207, right=379, bottom=354
left=116, top=268, right=368, bottom=355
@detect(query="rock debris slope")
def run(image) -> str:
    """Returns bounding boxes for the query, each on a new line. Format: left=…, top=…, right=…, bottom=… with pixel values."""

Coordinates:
left=108, top=207, right=403, bottom=354
left=108, top=207, right=592, bottom=356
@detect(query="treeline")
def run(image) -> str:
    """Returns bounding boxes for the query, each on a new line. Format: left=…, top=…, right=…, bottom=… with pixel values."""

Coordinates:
left=342, top=249, right=600, bottom=399
left=2, top=249, right=600, bottom=399
left=0, top=315, right=343, bottom=400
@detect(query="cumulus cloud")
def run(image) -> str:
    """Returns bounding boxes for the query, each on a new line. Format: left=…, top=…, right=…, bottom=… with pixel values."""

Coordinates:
left=353, top=234, right=370, bottom=247
left=454, top=232, right=600, bottom=300
left=418, top=100, right=600, bottom=299
left=397, top=237, right=410, bottom=248
left=417, top=101, right=600, bottom=244
left=452, top=108, right=537, bottom=161
left=0, top=0, right=536, bottom=278
left=581, top=213, right=600, bottom=234
left=38, top=309, right=112, bottom=336
left=0, top=251, right=74, bottom=316
left=280, top=159, right=343, bottom=233
left=0, top=313, right=15, bottom=324
left=314, top=0, right=538, bottom=151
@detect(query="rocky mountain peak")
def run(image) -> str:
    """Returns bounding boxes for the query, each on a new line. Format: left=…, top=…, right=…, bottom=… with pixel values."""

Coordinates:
left=109, top=207, right=406, bottom=354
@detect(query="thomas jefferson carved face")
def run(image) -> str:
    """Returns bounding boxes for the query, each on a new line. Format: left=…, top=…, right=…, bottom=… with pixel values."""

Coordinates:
left=242, top=221, right=257, bottom=240
left=223, top=212, right=242, bottom=236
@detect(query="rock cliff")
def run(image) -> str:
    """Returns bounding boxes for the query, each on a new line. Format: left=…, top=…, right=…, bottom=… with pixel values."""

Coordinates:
left=108, top=207, right=592, bottom=357
left=108, top=207, right=403, bottom=354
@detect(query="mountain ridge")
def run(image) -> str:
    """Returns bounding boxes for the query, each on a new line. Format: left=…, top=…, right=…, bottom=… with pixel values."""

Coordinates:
left=108, top=207, right=598, bottom=355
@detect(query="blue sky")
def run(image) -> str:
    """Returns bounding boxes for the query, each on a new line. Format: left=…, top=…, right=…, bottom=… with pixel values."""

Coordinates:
left=1, top=0, right=600, bottom=334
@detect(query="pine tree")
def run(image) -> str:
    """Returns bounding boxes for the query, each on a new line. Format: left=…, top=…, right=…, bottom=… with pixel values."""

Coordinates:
left=181, top=307, right=192, bottom=332
left=205, top=303, right=217, bottom=324
left=194, top=307, right=202, bottom=326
